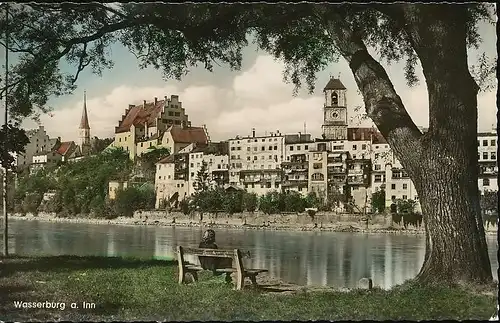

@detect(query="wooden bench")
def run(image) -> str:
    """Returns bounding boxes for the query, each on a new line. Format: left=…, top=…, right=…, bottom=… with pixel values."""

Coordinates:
left=176, top=246, right=268, bottom=290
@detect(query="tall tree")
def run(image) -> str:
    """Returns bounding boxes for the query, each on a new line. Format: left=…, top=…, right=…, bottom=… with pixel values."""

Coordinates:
left=0, top=3, right=496, bottom=286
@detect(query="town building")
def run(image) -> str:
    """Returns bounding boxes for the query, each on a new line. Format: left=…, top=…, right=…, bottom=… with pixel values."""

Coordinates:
left=228, top=129, right=285, bottom=195
left=188, top=142, right=229, bottom=195
left=111, top=95, right=193, bottom=160
left=477, top=129, right=498, bottom=193
left=281, top=133, right=313, bottom=195
left=108, top=180, right=129, bottom=200
left=15, top=125, right=58, bottom=170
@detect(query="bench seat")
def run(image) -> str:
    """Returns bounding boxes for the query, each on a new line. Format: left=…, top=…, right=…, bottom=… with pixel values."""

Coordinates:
left=177, top=246, right=268, bottom=290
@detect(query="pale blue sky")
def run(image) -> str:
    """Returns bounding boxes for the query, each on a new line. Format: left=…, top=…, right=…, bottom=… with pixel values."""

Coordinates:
left=1, top=10, right=495, bottom=142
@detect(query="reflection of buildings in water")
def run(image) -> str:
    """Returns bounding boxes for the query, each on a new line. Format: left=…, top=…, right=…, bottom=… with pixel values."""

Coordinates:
left=107, top=229, right=116, bottom=257
left=384, top=237, right=393, bottom=289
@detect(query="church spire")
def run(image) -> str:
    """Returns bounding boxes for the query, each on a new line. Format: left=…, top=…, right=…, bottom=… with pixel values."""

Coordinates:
left=79, top=91, right=90, bottom=130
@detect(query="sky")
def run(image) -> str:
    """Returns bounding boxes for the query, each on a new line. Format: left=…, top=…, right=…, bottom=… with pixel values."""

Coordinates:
left=1, top=7, right=497, bottom=142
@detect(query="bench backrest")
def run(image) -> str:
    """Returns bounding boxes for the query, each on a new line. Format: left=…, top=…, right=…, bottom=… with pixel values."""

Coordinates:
left=177, top=246, right=246, bottom=288
left=180, top=247, right=236, bottom=258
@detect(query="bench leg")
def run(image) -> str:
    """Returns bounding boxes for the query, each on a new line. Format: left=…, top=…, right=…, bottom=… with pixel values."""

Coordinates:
left=248, top=274, right=258, bottom=285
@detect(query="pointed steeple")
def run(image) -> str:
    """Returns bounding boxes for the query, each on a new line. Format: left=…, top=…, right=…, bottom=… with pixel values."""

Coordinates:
left=79, top=91, right=90, bottom=130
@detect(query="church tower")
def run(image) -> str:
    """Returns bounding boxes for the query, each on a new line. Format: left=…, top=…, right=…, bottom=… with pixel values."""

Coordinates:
left=79, top=91, right=91, bottom=156
left=322, top=77, right=348, bottom=140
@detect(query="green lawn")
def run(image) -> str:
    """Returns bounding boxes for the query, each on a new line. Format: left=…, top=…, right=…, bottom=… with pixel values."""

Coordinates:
left=0, top=256, right=496, bottom=321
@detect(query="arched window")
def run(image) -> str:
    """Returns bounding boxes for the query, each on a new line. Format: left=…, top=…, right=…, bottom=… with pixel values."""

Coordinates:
left=312, top=173, right=324, bottom=181
left=331, top=92, right=338, bottom=105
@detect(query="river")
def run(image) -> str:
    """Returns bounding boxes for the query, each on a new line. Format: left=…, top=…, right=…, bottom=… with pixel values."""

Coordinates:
left=4, top=219, right=498, bottom=289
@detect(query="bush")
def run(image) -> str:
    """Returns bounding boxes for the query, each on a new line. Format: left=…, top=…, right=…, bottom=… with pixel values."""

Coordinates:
left=242, top=192, right=258, bottom=212
left=222, top=191, right=244, bottom=215
left=22, top=192, right=43, bottom=215
left=179, top=198, right=191, bottom=215
left=371, top=189, right=385, bottom=213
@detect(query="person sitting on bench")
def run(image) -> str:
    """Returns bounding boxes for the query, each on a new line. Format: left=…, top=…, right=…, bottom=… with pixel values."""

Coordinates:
left=198, top=229, right=232, bottom=282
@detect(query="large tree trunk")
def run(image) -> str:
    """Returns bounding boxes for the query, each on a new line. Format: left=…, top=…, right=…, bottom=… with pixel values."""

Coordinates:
left=399, top=5, right=492, bottom=285
left=326, top=4, right=492, bottom=286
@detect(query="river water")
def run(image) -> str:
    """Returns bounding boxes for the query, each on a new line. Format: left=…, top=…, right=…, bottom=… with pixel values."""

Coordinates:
left=4, top=219, right=498, bottom=289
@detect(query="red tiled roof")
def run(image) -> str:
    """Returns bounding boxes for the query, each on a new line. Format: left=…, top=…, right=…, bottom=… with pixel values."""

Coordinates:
left=347, top=128, right=387, bottom=144
left=157, top=155, right=175, bottom=164
left=169, top=126, right=208, bottom=144
left=55, top=141, right=75, bottom=156
left=115, top=100, right=165, bottom=133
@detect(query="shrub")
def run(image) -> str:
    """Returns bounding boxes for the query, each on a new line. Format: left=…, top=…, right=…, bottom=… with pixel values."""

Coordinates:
left=242, top=192, right=258, bottom=212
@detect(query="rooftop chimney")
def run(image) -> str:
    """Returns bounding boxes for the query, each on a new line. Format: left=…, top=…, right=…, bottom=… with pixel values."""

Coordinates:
left=143, top=100, right=147, bottom=107
left=252, top=128, right=256, bottom=137
left=154, top=97, right=158, bottom=105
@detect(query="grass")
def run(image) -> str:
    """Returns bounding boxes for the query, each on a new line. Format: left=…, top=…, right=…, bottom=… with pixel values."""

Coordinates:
left=0, top=255, right=497, bottom=321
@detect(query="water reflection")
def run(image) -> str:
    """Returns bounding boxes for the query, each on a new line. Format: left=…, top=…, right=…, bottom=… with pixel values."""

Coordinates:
left=5, top=219, right=498, bottom=289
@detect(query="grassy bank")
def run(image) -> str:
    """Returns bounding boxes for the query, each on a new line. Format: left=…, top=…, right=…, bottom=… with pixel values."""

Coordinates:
left=0, top=256, right=496, bottom=321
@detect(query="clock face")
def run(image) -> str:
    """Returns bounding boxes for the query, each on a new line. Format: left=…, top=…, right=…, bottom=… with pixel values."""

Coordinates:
left=331, top=111, right=340, bottom=120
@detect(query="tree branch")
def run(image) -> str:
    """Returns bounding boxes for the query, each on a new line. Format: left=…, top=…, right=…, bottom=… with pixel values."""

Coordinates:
left=323, top=11, right=423, bottom=169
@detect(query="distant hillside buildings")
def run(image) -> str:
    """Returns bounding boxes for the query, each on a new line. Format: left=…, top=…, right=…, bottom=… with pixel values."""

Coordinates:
left=14, top=78, right=498, bottom=213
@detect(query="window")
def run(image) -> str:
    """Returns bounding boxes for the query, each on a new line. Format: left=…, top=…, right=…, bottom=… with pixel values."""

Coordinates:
left=483, top=178, right=490, bottom=186
left=305, top=145, right=309, bottom=150
left=297, top=146, right=301, bottom=150
left=266, top=183, right=271, bottom=188
left=491, top=140, right=496, bottom=146
left=269, top=155, right=273, bottom=159
left=190, top=172, right=194, bottom=177
left=477, top=140, right=480, bottom=146
left=483, top=140, right=488, bottom=146
left=247, top=156, right=251, bottom=161
left=403, top=183, right=408, bottom=189
left=361, top=144, right=366, bottom=150
left=311, top=173, right=324, bottom=181
left=491, top=152, right=496, bottom=160
left=483, top=152, right=488, bottom=160
left=290, top=146, right=294, bottom=151
left=353, top=144, right=357, bottom=150
left=261, top=146, right=265, bottom=151
left=402, top=195, right=407, bottom=200
left=391, top=195, right=396, bottom=200
left=254, top=156, right=257, bottom=161
left=391, top=184, right=396, bottom=190
left=190, top=163, right=194, bottom=167
left=254, top=147, right=257, bottom=151
left=275, top=183, right=279, bottom=188
left=231, top=147, right=235, bottom=151
left=269, top=146, right=273, bottom=150
left=247, top=147, right=251, bottom=151
left=274, top=145, right=277, bottom=150
left=262, top=139, right=265, bottom=142
left=313, top=163, right=322, bottom=169
left=352, top=154, right=356, bottom=159
left=374, top=153, right=379, bottom=159
left=237, top=147, right=241, bottom=150
left=374, top=175, right=382, bottom=183
left=374, top=164, right=381, bottom=171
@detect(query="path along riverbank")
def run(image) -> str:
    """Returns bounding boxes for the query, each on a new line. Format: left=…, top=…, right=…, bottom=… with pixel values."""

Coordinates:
left=6, top=211, right=498, bottom=235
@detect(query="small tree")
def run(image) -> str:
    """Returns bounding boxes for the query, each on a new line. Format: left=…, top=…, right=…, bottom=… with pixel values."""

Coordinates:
left=304, top=192, right=321, bottom=209
left=371, top=189, right=386, bottom=213
left=480, top=191, right=498, bottom=214
left=242, top=192, right=258, bottom=213
left=258, top=191, right=280, bottom=215
left=222, top=190, right=244, bottom=215
left=283, top=191, right=306, bottom=213
left=194, top=161, right=210, bottom=193
left=396, top=199, right=417, bottom=214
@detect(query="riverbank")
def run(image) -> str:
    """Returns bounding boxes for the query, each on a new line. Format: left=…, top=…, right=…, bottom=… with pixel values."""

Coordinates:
left=0, top=255, right=496, bottom=321
left=6, top=211, right=498, bottom=235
